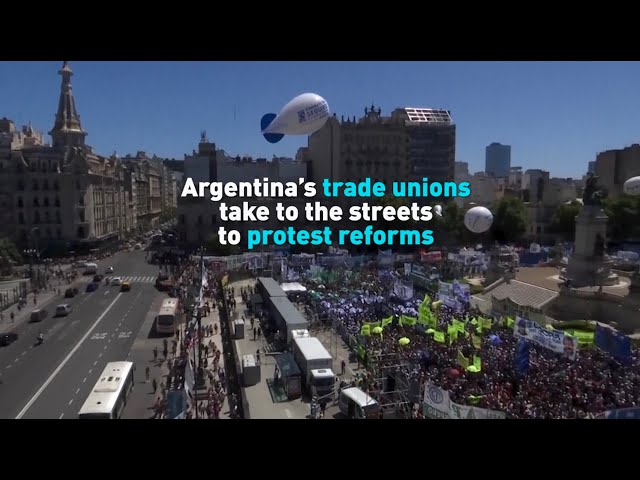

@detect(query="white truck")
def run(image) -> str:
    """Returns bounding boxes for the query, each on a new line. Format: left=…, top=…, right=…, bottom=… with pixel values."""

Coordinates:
left=292, top=337, right=336, bottom=400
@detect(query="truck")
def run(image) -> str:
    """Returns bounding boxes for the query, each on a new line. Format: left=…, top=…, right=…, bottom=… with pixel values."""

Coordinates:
left=292, top=337, right=336, bottom=401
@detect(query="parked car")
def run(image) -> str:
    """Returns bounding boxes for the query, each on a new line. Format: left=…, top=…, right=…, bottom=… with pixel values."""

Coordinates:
left=121, top=281, right=131, bottom=292
left=93, top=274, right=104, bottom=283
left=86, top=282, right=99, bottom=293
left=65, top=287, right=80, bottom=298
left=0, top=332, right=18, bottom=346
left=110, top=277, right=123, bottom=286
left=55, top=304, right=73, bottom=317
left=29, top=309, right=48, bottom=323
left=105, top=266, right=114, bottom=274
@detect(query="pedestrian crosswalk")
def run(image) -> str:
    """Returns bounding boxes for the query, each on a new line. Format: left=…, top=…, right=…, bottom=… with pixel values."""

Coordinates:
left=77, top=275, right=157, bottom=284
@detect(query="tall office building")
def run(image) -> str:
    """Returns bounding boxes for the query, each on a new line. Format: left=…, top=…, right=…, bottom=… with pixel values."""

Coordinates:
left=485, top=142, right=511, bottom=177
left=307, top=105, right=455, bottom=189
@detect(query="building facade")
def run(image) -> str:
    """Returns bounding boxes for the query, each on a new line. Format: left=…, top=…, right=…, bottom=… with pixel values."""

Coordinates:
left=307, top=105, right=455, bottom=192
left=595, top=144, right=640, bottom=199
left=485, top=142, right=511, bottom=178
left=0, top=62, right=134, bottom=253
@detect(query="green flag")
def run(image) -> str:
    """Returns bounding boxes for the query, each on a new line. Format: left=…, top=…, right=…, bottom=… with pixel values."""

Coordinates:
left=506, top=317, right=515, bottom=328
left=471, top=333, right=482, bottom=350
left=452, top=319, right=466, bottom=333
left=434, top=331, right=446, bottom=343
left=360, top=324, right=371, bottom=336
left=381, top=316, right=394, bottom=329
left=401, top=315, right=417, bottom=326
left=448, top=325, right=459, bottom=345
left=457, top=349, right=469, bottom=369
left=473, top=355, right=482, bottom=372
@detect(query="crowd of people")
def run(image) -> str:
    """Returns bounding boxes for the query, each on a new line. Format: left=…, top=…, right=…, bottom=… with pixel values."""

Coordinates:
left=295, top=263, right=640, bottom=419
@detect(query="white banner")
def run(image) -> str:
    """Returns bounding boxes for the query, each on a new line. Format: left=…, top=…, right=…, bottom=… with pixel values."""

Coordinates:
left=393, top=280, right=414, bottom=301
left=438, top=280, right=471, bottom=303
left=514, top=317, right=578, bottom=360
left=184, top=359, right=195, bottom=396
left=423, top=382, right=506, bottom=420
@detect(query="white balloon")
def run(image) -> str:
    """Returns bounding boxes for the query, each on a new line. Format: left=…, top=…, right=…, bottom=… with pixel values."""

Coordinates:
left=464, top=206, right=494, bottom=234
left=261, top=93, right=330, bottom=143
left=623, top=176, right=640, bottom=196
left=434, top=205, right=443, bottom=217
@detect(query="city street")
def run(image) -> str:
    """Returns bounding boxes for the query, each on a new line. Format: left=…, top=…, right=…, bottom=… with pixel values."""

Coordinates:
left=0, top=250, right=163, bottom=419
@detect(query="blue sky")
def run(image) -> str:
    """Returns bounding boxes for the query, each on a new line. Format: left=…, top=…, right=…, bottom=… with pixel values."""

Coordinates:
left=1, top=61, right=640, bottom=178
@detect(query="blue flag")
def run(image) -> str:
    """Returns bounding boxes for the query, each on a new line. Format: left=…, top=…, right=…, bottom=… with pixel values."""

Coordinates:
left=516, top=338, right=530, bottom=375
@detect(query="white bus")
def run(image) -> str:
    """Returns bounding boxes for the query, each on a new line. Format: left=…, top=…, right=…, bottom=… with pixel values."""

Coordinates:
left=338, top=387, right=380, bottom=419
left=156, top=300, right=179, bottom=335
left=78, top=361, right=135, bottom=419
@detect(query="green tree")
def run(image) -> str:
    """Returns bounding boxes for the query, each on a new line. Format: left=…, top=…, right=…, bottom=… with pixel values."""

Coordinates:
left=0, top=237, right=22, bottom=263
left=160, top=206, right=177, bottom=223
left=206, top=233, right=240, bottom=256
left=491, top=197, right=528, bottom=244
left=604, top=194, right=640, bottom=242
left=437, top=201, right=470, bottom=245
left=547, top=201, right=582, bottom=241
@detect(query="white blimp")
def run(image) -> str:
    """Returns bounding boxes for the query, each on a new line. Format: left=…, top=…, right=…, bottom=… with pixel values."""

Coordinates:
left=464, top=206, right=494, bottom=234
left=261, top=93, right=330, bottom=143
left=623, top=176, right=640, bottom=196
left=434, top=205, right=443, bottom=217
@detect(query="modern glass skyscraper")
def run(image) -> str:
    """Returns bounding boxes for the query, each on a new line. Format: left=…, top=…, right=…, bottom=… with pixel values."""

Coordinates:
left=485, top=142, right=511, bottom=177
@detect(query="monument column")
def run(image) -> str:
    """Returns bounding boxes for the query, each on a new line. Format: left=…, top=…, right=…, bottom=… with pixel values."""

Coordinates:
left=561, top=172, right=619, bottom=288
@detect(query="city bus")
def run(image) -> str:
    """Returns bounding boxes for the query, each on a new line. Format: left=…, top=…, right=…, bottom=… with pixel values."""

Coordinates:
left=156, top=299, right=180, bottom=335
left=78, top=361, right=135, bottom=419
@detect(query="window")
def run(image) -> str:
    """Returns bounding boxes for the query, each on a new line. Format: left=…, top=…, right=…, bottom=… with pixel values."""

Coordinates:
left=197, top=215, right=203, bottom=225
left=33, top=197, right=39, bottom=207
left=79, top=210, right=85, bottom=223
left=57, top=229, right=62, bottom=239
left=46, top=228, right=52, bottom=237
left=77, top=227, right=85, bottom=238
left=18, top=212, right=24, bottom=224
left=17, top=197, right=23, bottom=208
left=44, top=197, right=50, bottom=207
left=34, top=211, right=40, bottom=223
left=45, top=212, right=50, bottom=223
left=79, top=196, right=84, bottom=206
left=56, top=211, right=61, bottom=224
left=53, top=180, right=59, bottom=191
left=32, top=180, right=38, bottom=190
left=43, top=179, right=49, bottom=190
left=55, top=197, right=60, bottom=207
left=18, top=180, right=25, bottom=191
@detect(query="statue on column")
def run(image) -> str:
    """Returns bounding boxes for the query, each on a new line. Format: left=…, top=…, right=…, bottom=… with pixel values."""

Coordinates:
left=582, top=172, right=606, bottom=206
left=594, top=233, right=606, bottom=258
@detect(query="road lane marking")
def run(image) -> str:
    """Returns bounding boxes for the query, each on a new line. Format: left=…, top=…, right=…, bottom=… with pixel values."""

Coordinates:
left=68, top=399, right=73, bottom=405
left=15, top=292, right=124, bottom=419
left=6, top=365, right=11, bottom=369
left=22, top=351, right=27, bottom=356
left=59, top=413, right=64, bottom=419
left=76, top=388, right=80, bottom=395
left=88, top=368, right=92, bottom=374
left=14, top=358, right=18, bottom=363
left=93, top=360, right=98, bottom=366
left=103, top=345, right=107, bottom=350
left=83, top=377, right=87, bottom=383
left=99, top=353, right=103, bottom=358
left=104, top=291, right=109, bottom=295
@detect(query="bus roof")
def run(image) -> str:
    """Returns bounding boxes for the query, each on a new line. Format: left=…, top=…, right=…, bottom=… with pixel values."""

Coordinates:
left=161, top=299, right=179, bottom=308
left=159, top=305, right=178, bottom=316
left=341, top=387, right=378, bottom=407
left=78, top=362, right=134, bottom=416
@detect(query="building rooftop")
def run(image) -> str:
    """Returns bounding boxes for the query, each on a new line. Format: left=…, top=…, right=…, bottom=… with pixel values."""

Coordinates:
left=404, top=108, right=453, bottom=124
left=480, top=279, right=559, bottom=309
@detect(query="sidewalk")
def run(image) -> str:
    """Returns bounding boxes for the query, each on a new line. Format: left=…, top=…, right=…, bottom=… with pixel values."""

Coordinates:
left=176, top=302, right=231, bottom=419
left=0, top=264, right=77, bottom=335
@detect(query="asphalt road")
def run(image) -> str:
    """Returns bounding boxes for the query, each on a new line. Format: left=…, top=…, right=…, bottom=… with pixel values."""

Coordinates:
left=0, top=250, right=164, bottom=419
